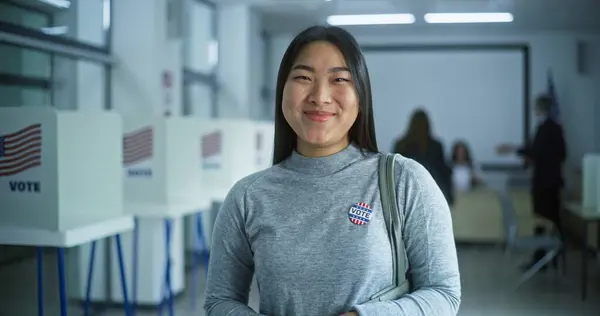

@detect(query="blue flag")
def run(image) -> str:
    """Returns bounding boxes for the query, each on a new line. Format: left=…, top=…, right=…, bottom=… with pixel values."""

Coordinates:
left=547, top=69, right=560, bottom=123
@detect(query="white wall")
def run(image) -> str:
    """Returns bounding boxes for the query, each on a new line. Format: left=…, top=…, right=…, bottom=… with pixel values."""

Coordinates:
left=268, top=31, right=600, bottom=187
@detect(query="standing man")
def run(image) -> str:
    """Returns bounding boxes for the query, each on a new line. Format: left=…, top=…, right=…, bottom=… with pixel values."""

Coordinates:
left=497, top=94, right=567, bottom=268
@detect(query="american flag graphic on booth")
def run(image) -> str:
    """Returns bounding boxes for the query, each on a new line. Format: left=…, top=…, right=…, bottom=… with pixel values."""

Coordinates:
left=0, top=124, right=42, bottom=177
left=348, top=202, right=373, bottom=225
left=123, top=127, right=154, bottom=166
left=202, top=131, right=221, bottom=158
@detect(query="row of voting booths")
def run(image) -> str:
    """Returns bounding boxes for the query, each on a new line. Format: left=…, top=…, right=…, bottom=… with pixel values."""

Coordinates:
left=0, top=107, right=274, bottom=311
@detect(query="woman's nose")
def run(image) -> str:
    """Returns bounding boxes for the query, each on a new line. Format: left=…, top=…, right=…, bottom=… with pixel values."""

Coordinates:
left=308, top=81, right=333, bottom=106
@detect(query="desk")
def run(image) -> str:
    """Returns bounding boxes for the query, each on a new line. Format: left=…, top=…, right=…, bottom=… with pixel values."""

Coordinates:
left=564, top=202, right=600, bottom=300
left=0, top=216, right=134, bottom=316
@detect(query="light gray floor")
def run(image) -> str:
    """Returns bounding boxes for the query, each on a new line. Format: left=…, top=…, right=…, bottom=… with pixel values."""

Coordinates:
left=0, top=245, right=598, bottom=316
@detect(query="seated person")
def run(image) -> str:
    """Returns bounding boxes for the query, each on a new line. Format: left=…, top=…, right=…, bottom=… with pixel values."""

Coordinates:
left=450, top=140, right=484, bottom=192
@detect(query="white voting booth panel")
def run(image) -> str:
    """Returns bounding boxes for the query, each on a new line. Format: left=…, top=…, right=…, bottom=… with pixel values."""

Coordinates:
left=106, top=117, right=207, bottom=305
left=186, top=119, right=274, bottom=252
left=582, top=154, right=600, bottom=212
left=0, top=107, right=124, bottom=231
left=123, top=116, right=209, bottom=214
left=199, top=119, right=274, bottom=200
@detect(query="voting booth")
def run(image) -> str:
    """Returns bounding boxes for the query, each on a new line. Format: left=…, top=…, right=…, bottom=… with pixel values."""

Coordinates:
left=187, top=119, right=275, bottom=252
left=198, top=119, right=274, bottom=201
left=104, top=116, right=209, bottom=305
left=122, top=116, right=209, bottom=213
left=0, top=107, right=124, bottom=231
left=582, top=154, right=600, bottom=212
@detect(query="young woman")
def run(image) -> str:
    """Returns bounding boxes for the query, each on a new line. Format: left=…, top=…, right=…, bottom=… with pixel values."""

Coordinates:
left=392, top=109, right=454, bottom=205
left=204, top=26, right=461, bottom=316
left=450, top=140, right=484, bottom=192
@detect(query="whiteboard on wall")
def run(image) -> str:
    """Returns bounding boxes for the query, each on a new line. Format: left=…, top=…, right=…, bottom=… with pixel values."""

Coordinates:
left=364, top=49, right=525, bottom=166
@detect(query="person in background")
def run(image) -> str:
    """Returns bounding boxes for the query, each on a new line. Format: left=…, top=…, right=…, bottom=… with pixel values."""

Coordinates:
left=204, top=26, right=461, bottom=316
left=496, top=94, right=567, bottom=269
left=392, top=109, right=454, bottom=206
left=450, top=140, right=484, bottom=192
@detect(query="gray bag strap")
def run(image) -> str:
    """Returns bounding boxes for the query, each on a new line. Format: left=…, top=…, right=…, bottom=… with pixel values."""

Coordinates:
left=369, top=153, right=410, bottom=302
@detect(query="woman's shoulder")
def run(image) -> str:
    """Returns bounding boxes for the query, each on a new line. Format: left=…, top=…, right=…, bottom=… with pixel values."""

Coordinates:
left=390, top=154, right=433, bottom=185
left=223, top=166, right=279, bottom=204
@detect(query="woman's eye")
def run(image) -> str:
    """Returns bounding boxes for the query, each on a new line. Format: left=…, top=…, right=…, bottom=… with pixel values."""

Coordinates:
left=294, top=76, right=310, bottom=81
left=334, top=78, right=350, bottom=83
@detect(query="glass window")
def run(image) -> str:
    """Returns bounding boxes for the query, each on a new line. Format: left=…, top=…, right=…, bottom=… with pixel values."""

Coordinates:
left=184, top=82, right=214, bottom=117
left=0, top=85, right=51, bottom=108
left=51, top=0, right=110, bottom=47
left=0, top=0, right=110, bottom=48
left=0, top=43, right=52, bottom=108
left=0, top=43, right=106, bottom=110
left=52, top=56, right=106, bottom=110
left=0, top=43, right=51, bottom=78
left=0, top=2, right=50, bottom=29
left=183, top=0, right=217, bottom=73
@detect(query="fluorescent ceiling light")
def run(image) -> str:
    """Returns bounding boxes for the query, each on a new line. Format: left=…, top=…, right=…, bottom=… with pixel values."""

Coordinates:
left=38, top=0, right=71, bottom=9
left=327, top=14, right=415, bottom=26
left=424, top=12, right=513, bottom=23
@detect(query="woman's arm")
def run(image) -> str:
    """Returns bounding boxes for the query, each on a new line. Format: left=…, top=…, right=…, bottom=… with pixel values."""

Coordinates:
left=351, top=159, right=461, bottom=315
left=203, top=190, right=263, bottom=316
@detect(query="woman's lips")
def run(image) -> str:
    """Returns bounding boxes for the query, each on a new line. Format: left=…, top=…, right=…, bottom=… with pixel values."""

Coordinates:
left=304, top=111, right=335, bottom=122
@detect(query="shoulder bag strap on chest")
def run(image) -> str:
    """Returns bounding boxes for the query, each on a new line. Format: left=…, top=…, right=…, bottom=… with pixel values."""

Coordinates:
left=371, top=153, right=409, bottom=301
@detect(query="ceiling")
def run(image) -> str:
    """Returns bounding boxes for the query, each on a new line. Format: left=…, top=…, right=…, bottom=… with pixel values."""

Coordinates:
left=234, top=0, right=600, bottom=35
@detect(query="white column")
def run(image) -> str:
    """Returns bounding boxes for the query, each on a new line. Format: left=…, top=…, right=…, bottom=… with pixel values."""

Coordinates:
left=216, top=3, right=252, bottom=118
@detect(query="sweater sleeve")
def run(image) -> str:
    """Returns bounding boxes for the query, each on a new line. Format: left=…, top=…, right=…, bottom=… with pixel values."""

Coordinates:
left=352, top=159, right=462, bottom=316
left=203, top=188, right=264, bottom=316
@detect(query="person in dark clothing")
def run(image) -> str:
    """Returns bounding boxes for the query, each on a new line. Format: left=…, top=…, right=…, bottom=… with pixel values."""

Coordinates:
left=497, top=94, right=567, bottom=268
left=393, top=109, right=454, bottom=206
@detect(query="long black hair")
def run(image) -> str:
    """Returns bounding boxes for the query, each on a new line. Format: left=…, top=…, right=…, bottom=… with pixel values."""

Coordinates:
left=450, top=140, right=473, bottom=167
left=272, top=26, right=378, bottom=165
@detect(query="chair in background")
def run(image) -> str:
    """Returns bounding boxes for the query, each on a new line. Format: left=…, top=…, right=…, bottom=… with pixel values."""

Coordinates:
left=498, top=190, right=565, bottom=288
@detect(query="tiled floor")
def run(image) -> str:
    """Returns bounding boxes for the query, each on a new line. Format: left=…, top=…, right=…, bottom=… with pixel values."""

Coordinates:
left=0, top=244, right=598, bottom=316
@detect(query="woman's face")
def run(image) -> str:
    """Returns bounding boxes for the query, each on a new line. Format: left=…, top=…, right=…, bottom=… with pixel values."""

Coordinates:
left=282, top=41, right=359, bottom=156
left=455, top=145, right=467, bottom=163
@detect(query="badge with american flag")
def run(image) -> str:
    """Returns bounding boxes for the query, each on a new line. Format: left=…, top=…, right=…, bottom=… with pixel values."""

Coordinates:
left=348, top=202, right=373, bottom=225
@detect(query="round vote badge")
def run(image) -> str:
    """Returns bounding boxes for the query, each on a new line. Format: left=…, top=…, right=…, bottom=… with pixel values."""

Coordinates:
left=348, top=202, right=373, bottom=226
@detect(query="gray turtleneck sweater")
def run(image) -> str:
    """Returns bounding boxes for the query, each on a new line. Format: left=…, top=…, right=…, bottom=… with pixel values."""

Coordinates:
left=204, top=146, right=461, bottom=316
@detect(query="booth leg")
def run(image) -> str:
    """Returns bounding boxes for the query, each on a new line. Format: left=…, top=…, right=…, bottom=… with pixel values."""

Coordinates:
left=115, top=235, right=133, bottom=316
left=57, top=248, right=68, bottom=316
left=158, top=218, right=175, bottom=316
left=190, top=231, right=199, bottom=311
left=195, top=213, right=209, bottom=275
left=132, top=217, right=139, bottom=316
left=84, top=241, right=97, bottom=316
left=36, top=247, right=44, bottom=316
left=191, top=213, right=209, bottom=311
